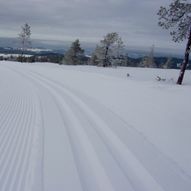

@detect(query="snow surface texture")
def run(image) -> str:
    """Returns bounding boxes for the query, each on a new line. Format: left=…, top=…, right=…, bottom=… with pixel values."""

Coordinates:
left=0, top=61, right=191, bottom=191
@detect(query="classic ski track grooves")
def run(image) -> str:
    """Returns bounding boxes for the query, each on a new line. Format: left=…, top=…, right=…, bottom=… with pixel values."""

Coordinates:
left=0, top=66, right=44, bottom=191
left=1, top=63, right=191, bottom=191
left=27, top=70, right=164, bottom=191
left=29, top=73, right=116, bottom=191
left=30, top=70, right=191, bottom=191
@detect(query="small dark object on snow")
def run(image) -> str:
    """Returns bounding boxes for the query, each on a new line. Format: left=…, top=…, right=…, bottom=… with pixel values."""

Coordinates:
left=126, top=73, right=130, bottom=77
left=156, top=76, right=166, bottom=81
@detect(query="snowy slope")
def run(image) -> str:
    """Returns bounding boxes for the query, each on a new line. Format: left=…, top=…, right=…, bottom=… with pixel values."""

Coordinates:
left=0, top=61, right=191, bottom=191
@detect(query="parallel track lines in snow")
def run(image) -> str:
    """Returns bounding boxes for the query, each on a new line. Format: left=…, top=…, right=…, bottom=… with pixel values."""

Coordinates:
left=0, top=97, right=19, bottom=162
left=0, top=97, right=23, bottom=170
left=2, top=64, right=191, bottom=191
left=0, top=65, right=44, bottom=191
left=29, top=72, right=164, bottom=191
left=23, top=94, right=44, bottom=191
left=0, top=95, right=15, bottom=128
left=4, top=66, right=164, bottom=191
left=0, top=97, right=34, bottom=191
left=30, top=70, right=191, bottom=191
left=44, top=79, right=136, bottom=191
left=0, top=97, right=26, bottom=190
left=25, top=71, right=158, bottom=190
left=8, top=100, right=35, bottom=191
left=58, top=99, right=116, bottom=191
left=2, top=64, right=113, bottom=191
left=0, top=73, right=42, bottom=191
left=0, top=96, right=19, bottom=134
left=28, top=72, right=115, bottom=191
left=4, top=99, right=31, bottom=191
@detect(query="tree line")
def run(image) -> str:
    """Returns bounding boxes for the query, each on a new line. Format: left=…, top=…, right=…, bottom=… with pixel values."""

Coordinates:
left=10, top=0, right=191, bottom=84
left=63, top=32, right=126, bottom=67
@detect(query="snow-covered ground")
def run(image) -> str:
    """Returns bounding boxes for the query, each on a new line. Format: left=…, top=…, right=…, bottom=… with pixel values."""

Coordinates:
left=0, top=61, right=191, bottom=191
left=0, top=54, right=32, bottom=58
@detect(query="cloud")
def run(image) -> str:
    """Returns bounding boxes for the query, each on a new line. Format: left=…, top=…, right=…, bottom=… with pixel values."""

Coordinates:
left=0, top=0, right=185, bottom=51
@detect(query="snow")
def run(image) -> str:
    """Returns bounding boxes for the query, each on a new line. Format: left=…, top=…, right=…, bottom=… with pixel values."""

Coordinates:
left=26, top=48, right=52, bottom=52
left=0, top=61, right=191, bottom=191
left=0, top=54, right=32, bottom=58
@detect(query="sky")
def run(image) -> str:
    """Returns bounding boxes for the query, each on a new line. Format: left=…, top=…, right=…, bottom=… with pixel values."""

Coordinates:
left=0, top=0, right=186, bottom=52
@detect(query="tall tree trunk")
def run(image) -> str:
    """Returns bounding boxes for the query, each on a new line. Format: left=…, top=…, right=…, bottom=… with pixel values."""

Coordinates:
left=21, top=51, right=24, bottom=63
left=177, top=27, right=191, bottom=85
left=20, top=40, right=24, bottom=63
left=104, top=46, right=109, bottom=67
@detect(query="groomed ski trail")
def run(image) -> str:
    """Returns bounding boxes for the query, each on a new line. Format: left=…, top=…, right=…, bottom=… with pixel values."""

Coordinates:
left=0, top=62, right=191, bottom=191
left=0, top=66, right=43, bottom=191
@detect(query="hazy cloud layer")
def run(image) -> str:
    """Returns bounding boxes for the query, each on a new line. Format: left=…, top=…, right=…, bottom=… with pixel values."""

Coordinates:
left=0, top=0, right=185, bottom=50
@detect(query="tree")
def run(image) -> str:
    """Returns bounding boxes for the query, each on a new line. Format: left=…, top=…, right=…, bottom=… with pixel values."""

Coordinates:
left=91, top=32, right=124, bottom=67
left=142, top=45, right=156, bottom=68
left=18, top=23, right=31, bottom=62
left=157, top=0, right=191, bottom=84
left=64, top=39, right=85, bottom=65
left=90, top=51, right=99, bottom=65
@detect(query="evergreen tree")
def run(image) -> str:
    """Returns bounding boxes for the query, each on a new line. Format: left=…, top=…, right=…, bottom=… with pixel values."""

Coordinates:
left=18, top=23, right=31, bottom=62
left=157, top=0, right=191, bottom=84
left=64, top=39, right=84, bottom=65
left=91, top=32, right=124, bottom=67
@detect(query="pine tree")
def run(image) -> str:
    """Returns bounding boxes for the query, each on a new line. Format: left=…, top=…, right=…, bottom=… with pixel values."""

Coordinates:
left=157, top=0, right=191, bottom=84
left=64, top=39, right=84, bottom=65
left=91, top=32, right=124, bottom=67
left=18, top=23, right=31, bottom=62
